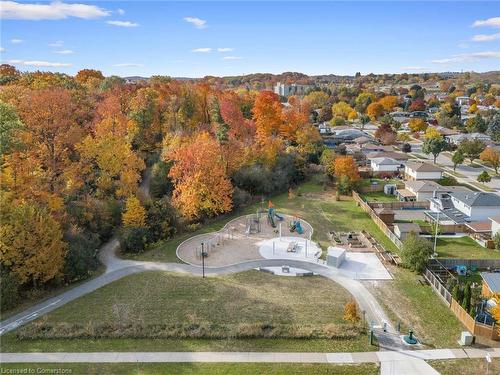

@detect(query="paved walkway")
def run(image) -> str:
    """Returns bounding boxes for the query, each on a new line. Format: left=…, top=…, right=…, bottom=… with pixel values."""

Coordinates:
left=1, top=348, right=498, bottom=364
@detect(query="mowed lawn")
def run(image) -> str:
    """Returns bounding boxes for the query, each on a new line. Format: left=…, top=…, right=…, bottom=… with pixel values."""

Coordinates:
left=30, top=271, right=351, bottom=326
left=436, top=236, right=500, bottom=259
left=0, top=363, right=379, bottom=375
left=2, top=270, right=373, bottom=353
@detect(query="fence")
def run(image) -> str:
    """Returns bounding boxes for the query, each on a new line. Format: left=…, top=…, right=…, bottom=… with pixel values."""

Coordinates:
left=423, top=268, right=452, bottom=305
left=352, top=191, right=403, bottom=249
left=368, top=201, right=430, bottom=210
left=425, top=267, right=499, bottom=341
left=437, top=259, right=500, bottom=269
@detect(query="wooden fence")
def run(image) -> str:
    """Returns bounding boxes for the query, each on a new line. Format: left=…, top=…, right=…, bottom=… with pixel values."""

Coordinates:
left=352, top=191, right=403, bottom=249
left=438, top=258, right=500, bottom=270
left=368, top=201, right=430, bottom=210
left=425, top=267, right=499, bottom=341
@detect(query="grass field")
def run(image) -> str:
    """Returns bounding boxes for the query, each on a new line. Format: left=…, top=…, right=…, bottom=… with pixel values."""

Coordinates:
left=366, top=266, right=463, bottom=348
left=0, top=363, right=379, bottom=375
left=360, top=191, right=398, bottom=202
left=429, top=358, right=499, bottom=375
left=436, top=236, right=500, bottom=259
left=2, top=270, right=372, bottom=353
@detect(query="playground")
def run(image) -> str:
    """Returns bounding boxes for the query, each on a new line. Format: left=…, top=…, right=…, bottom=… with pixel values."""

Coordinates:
left=176, top=203, right=314, bottom=267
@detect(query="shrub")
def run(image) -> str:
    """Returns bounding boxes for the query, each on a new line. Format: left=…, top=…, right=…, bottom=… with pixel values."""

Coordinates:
left=63, top=231, right=101, bottom=282
left=150, top=161, right=173, bottom=199
left=0, top=267, right=20, bottom=311
left=145, top=197, right=177, bottom=242
left=400, top=233, right=433, bottom=273
left=119, top=227, right=150, bottom=253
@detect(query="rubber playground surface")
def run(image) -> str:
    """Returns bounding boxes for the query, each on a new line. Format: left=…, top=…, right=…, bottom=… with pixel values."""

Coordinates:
left=176, top=213, right=312, bottom=267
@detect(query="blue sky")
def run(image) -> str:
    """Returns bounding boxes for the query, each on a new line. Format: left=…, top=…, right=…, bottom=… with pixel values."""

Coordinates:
left=1, top=1, right=499, bottom=77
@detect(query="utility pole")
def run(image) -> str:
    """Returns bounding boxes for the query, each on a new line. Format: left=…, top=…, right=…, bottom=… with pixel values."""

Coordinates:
left=433, top=211, right=440, bottom=257
left=201, top=242, right=207, bottom=278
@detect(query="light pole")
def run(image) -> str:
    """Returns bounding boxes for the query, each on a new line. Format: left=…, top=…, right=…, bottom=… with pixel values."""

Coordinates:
left=201, top=242, right=207, bottom=278
left=433, top=211, right=440, bottom=257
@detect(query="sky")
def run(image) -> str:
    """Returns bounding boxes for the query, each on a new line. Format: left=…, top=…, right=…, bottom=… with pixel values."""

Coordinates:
left=1, top=1, right=500, bottom=77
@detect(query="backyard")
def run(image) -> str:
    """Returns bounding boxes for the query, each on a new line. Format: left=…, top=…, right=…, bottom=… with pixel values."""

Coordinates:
left=435, top=236, right=500, bottom=259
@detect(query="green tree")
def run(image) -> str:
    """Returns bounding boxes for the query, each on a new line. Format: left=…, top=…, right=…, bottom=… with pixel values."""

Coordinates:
left=451, top=150, right=465, bottom=171
left=400, top=233, right=433, bottom=273
left=422, top=136, right=447, bottom=163
left=462, top=282, right=471, bottom=312
left=458, top=139, right=486, bottom=164
left=0, top=101, right=24, bottom=158
left=477, top=171, right=491, bottom=184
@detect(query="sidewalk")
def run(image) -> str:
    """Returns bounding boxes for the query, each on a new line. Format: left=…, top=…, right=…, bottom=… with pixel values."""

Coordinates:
left=1, top=347, right=499, bottom=363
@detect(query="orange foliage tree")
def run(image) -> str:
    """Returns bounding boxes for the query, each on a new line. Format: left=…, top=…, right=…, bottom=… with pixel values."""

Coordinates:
left=252, top=91, right=283, bottom=140
left=378, top=96, right=399, bottom=112
left=366, top=102, right=385, bottom=120
left=333, top=156, right=360, bottom=183
left=167, top=132, right=233, bottom=220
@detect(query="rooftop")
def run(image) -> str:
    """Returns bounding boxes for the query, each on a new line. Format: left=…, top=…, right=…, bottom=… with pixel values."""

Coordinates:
left=405, top=161, right=443, bottom=173
left=394, top=223, right=421, bottom=233
left=481, top=272, right=500, bottom=293
left=451, top=192, right=500, bottom=207
left=370, top=157, right=401, bottom=166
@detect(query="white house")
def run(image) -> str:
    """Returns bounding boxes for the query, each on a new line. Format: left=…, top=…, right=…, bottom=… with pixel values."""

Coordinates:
left=430, top=192, right=500, bottom=223
left=369, top=157, right=403, bottom=173
left=446, top=133, right=492, bottom=146
left=404, top=161, right=443, bottom=181
left=397, top=180, right=471, bottom=202
left=490, top=216, right=500, bottom=237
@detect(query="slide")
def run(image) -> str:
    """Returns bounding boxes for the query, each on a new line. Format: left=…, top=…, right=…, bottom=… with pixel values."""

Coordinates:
left=274, top=212, right=284, bottom=221
left=295, top=221, right=304, bottom=234
left=268, top=213, right=276, bottom=228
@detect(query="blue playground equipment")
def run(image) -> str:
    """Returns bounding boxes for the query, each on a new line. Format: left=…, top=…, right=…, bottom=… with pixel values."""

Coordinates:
left=267, top=201, right=284, bottom=228
left=456, top=265, right=467, bottom=276
left=289, top=219, right=304, bottom=234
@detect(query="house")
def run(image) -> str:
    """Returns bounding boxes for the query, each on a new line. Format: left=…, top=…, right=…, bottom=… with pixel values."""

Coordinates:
left=429, top=192, right=500, bottom=223
left=404, top=161, right=443, bottom=181
left=396, top=180, right=471, bottom=202
left=369, top=157, right=403, bottom=173
left=456, top=96, right=470, bottom=106
left=446, top=133, right=492, bottom=146
left=480, top=272, right=500, bottom=298
left=394, top=223, right=421, bottom=240
left=366, top=151, right=410, bottom=161
left=489, top=216, right=500, bottom=237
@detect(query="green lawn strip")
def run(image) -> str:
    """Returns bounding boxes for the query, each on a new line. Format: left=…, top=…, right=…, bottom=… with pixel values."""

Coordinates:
left=428, top=358, right=499, bottom=375
left=360, top=191, right=398, bottom=203
left=0, top=363, right=379, bottom=375
left=365, top=266, right=463, bottom=348
left=436, top=236, right=500, bottom=259
left=469, top=181, right=496, bottom=192
left=444, top=170, right=466, bottom=178
left=2, top=270, right=372, bottom=353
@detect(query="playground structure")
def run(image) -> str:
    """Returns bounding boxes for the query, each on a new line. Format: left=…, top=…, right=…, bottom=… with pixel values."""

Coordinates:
left=289, top=217, right=304, bottom=235
left=267, top=200, right=284, bottom=228
left=246, top=211, right=262, bottom=235
left=176, top=213, right=313, bottom=267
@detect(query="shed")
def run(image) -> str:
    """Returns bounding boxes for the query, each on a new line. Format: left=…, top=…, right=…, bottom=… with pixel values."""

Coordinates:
left=327, top=246, right=346, bottom=268
left=393, top=223, right=421, bottom=240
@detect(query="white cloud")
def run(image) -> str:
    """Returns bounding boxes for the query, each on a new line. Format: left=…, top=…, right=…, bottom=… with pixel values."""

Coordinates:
left=54, top=49, right=74, bottom=55
left=48, top=40, right=64, bottom=47
left=217, top=48, right=233, bottom=52
left=6, top=59, right=71, bottom=67
left=112, top=63, right=143, bottom=67
left=107, top=20, right=138, bottom=27
left=458, top=42, right=469, bottom=49
left=117, top=8, right=125, bottom=15
left=432, top=51, right=500, bottom=64
left=472, top=33, right=500, bottom=42
left=183, top=17, right=207, bottom=29
left=472, top=17, right=500, bottom=28
left=0, top=1, right=110, bottom=20
left=10, top=39, right=23, bottom=44
left=401, top=66, right=430, bottom=72
left=0, top=47, right=5, bottom=52
left=222, top=56, right=242, bottom=60
left=192, top=48, right=212, bottom=53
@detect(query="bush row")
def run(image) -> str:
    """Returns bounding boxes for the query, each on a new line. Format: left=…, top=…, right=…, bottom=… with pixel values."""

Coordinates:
left=17, top=322, right=364, bottom=340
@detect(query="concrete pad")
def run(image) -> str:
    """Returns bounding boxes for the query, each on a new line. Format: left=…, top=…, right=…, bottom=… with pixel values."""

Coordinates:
left=258, top=237, right=321, bottom=262
left=381, top=359, right=440, bottom=375
left=351, top=351, right=379, bottom=363
left=337, top=252, right=392, bottom=280
left=326, top=353, right=354, bottom=363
